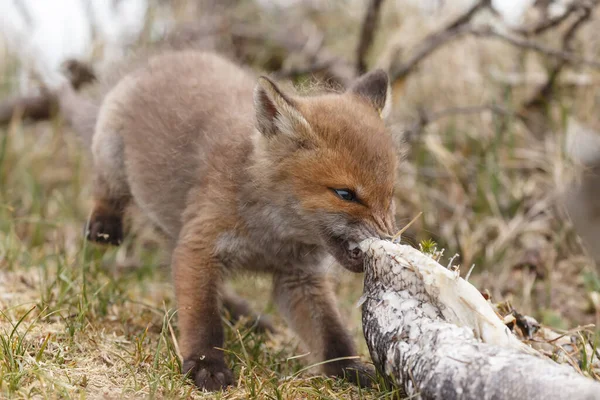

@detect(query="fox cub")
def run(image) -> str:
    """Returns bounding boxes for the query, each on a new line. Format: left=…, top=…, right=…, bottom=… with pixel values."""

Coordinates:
left=85, top=50, right=399, bottom=391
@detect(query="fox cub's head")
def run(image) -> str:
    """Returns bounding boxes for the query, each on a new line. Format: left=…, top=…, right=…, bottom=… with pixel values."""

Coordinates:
left=251, top=70, right=399, bottom=272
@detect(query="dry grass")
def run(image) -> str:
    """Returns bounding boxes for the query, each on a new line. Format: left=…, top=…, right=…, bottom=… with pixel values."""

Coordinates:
left=1, top=0, right=600, bottom=398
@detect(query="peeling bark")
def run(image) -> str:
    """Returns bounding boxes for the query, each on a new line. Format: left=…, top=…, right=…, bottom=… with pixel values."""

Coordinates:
left=360, top=239, right=600, bottom=400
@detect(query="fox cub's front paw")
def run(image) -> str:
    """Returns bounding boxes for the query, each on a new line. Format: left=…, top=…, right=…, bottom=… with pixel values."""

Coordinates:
left=182, top=357, right=234, bottom=392
left=337, top=362, right=377, bottom=388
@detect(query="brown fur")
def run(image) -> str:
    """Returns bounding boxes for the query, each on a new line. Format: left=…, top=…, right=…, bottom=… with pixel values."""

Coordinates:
left=84, top=50, right=399, bottom=391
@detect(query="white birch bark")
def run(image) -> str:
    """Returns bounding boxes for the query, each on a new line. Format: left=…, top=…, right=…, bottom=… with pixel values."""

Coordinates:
left=360, top=238, right=600, bottom=400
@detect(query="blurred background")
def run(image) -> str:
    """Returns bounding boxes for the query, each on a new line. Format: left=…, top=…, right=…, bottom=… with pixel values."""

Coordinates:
left=1, top=0, right=599, bottom=398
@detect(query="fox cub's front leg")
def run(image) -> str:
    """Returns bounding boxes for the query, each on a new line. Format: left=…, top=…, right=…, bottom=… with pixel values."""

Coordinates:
left=273, top=271, right=375, bottom=387
left=172, top=233, right=234, bottom=391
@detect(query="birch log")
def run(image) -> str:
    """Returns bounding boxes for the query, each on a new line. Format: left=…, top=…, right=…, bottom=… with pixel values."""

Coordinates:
left=360, top=238, right=600, bottom=400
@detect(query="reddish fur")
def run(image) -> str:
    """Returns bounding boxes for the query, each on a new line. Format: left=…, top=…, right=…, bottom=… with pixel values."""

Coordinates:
left=292, top=95, right=397, bottom=227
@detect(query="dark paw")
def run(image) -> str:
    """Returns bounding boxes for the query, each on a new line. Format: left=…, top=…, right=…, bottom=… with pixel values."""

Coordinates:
left=182, top=358, right=234, bottom=392
left=85, top=213, right=123, bottom=246
left=338, top=362, right=377, bottom=388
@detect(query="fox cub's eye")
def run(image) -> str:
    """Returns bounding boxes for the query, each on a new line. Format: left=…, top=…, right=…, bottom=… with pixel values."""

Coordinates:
left=331, top=188, right=358, bottom=202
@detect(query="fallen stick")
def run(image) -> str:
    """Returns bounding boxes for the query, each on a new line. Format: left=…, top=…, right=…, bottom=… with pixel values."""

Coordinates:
left=0, top=93, right=56, bottom=124
left=0, top=59, right=96, bottom=126
left=360, top=238, right=600, bottom=400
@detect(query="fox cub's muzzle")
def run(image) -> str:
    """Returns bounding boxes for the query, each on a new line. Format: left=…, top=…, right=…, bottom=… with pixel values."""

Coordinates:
left=326, top=219, right=395, bottom=273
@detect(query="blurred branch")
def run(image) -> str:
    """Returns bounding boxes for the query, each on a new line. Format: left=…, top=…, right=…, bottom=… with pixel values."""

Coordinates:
left=522, top=3, right=595, bottom=112
left=387, top=0, right=600, bottom=93
left=469, top=26, right=600, bottom=69
left=356, top=0, right=385, bottom=75
left=403, top=2, right=597, bottom=140
left=514, top=0, right=589, bottom=35
left=389, top=0, right=491, bottom=85
left=0, top=60, right=96, bottom=126
left=403, top=5, right=596, bottom=140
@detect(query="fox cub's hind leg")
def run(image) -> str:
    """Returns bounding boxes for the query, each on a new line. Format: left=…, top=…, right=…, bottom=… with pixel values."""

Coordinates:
left=86, top=107, right=131, bottom=246
left=222, top=287, right=276, bottom=333
left=86, top=175, right=129, bottom=245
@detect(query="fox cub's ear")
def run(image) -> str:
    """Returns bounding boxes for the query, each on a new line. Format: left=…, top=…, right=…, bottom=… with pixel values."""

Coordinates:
left=254, top=76, right=310, bottom=138
left=348, top=69, right=392, bottom=120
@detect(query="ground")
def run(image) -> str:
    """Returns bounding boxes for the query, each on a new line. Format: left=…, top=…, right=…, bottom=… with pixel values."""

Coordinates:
left=1, top=1, right=600, bottom=399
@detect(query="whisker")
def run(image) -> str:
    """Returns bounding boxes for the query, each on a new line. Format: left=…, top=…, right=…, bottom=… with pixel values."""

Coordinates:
left=391, top=211, right=423, bottom=242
